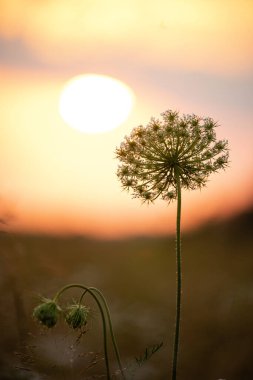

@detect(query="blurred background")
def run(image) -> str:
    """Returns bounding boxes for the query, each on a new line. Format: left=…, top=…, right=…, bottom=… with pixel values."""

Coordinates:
left=0, top=0, right=253, bottom=379
left=1, top=211, right=253, bottom=379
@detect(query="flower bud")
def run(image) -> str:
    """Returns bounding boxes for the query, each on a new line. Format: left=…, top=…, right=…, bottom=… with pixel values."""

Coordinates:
left=65, top=304, right=89, bottom=329
left=33, top=298, right=60, bottom=328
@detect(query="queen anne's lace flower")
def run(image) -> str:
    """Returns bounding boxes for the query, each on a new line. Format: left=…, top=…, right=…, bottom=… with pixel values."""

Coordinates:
left=116, top=110, right=229, bottom=202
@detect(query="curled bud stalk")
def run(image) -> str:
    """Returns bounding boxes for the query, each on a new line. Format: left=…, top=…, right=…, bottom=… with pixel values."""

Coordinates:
left=33, top=298, right=61, bottom=328
left=116, top=110, right=229, bottom=203
left=33, top=284, right=127, bottom=380
left=65, top=304, right=90, bottom=329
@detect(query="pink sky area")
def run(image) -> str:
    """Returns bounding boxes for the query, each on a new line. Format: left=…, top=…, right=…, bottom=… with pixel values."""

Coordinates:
left=0, top=0, right=253, bottom=237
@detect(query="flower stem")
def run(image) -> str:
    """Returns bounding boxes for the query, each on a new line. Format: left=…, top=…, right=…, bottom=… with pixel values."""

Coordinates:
left=90, top=287, right=127, bottom=380
left=172, top=171, right=182, bottom=380
left=54, top=284, right=111, bottom=380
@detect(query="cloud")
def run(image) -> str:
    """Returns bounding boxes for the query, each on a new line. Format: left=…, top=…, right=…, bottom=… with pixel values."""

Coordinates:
left=1, top=0, right=253, bottom=73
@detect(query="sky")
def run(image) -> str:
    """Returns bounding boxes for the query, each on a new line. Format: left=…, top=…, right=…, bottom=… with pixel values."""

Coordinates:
left=0, top=0, right=253, bottom=238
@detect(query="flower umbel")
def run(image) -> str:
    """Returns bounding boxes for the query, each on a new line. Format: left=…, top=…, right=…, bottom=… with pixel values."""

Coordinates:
left=116, top=110, right=229, bottom=202
left=65, top=303, right=90, bottom=329
left=33, top=298, right=61, bottom=328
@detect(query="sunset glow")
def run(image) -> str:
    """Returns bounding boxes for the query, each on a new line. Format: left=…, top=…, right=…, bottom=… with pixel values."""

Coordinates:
left=0, top=0, right=252, bottom=237
left=59, top=74, right=134, bottom=133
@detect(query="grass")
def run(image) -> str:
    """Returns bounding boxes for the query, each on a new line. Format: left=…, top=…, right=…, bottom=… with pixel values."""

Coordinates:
left=0, top=207, right=252, bottom=379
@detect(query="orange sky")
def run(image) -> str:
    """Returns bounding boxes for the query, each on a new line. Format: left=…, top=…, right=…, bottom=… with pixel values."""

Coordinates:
left=0, top=0, right=253, bottom=237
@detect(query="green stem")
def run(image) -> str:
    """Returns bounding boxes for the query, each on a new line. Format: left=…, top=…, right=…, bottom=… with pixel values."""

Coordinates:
left=90, top=287, right=127, bottom=380
left=54, top=284, right=111, bottom=380
left=172, top=172, right=182, bottom=380
left=78, top=289, right=88, bottom=305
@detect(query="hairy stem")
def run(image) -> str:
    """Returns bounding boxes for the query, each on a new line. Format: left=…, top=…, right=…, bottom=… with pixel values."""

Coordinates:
left=90, top=287, right=127, bottom=380
left=54, top=284, right=111, bottom=380
left=172, top=171, right=182, bottom=380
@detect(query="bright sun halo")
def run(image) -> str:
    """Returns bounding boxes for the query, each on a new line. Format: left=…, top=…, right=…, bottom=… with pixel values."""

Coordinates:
left=59, top=74, right=134, bottom=134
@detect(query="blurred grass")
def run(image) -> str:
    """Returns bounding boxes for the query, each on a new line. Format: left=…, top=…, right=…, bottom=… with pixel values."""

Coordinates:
left=0, top=207, right=253, bottom=379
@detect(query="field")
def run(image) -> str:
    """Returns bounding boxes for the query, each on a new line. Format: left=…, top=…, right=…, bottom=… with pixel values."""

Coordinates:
left=0, top=207, right=252, bottom=379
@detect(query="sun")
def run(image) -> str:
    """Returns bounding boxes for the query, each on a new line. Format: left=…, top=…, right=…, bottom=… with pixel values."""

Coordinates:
left=58, top=74, right=134, bottom=134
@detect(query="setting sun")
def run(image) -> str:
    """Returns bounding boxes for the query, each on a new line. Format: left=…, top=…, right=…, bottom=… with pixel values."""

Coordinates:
left=1, top=0, right=252, bottom=237
left=58, top=74, right=134, bottom=133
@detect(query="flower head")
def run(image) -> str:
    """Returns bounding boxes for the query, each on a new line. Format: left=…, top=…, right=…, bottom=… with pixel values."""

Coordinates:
left=65, top=304, right=90, bottom=329
left=33, top=298, right=61, bottom=328
left=116, top=110, right=229, bottom=202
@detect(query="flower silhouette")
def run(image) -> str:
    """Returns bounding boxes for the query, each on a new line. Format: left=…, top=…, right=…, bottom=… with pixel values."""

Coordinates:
left=116, top=110, right=229, bottom=202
